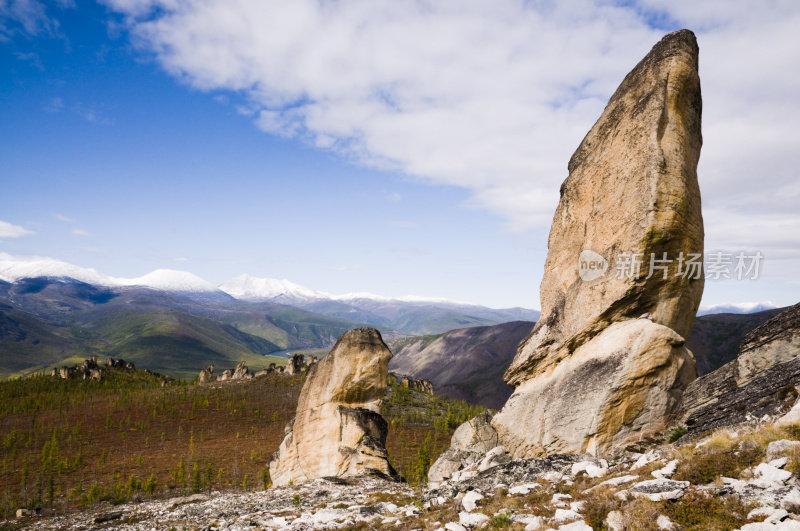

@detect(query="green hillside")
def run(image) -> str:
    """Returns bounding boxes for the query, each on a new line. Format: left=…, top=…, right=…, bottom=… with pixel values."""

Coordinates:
left=0, top=280, right=364, bottom=379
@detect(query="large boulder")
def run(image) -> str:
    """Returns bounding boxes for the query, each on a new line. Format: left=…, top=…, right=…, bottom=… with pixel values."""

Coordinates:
left=427, top=412, right=502, bottom=488
left=269, top=328, right=399, bottom=486
left=493, top=29, right=704, bottom=457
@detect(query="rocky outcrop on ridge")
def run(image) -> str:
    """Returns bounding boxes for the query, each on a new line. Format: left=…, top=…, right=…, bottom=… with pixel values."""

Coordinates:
left=493, top=29, right=704, bottom=457
left=216, top=361, right=252, bottom=381
left=50, top=356, right=135, bottom=382
left=388, top=372, right=435, bottom=395
left=269, top=328, right=399, bottom=486
left=197, top=363, right=214, bottom=383
left=680, top=303, right=800, bottom=436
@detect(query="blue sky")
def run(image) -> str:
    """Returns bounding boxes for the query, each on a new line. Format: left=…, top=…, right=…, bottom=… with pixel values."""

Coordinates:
left=1, top=0, right=799, bottom=310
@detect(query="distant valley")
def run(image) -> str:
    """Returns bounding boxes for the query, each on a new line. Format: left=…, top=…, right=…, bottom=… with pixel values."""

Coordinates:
left=0, top=256, right=783, bottom=405
left=0, top=257, right=538, bottom=379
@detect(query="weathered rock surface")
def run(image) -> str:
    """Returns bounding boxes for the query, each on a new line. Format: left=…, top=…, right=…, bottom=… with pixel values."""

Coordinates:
left=493, top=29, right=704, bottom=457
left=428, top=412, right=502, bottom=488
left=424, top=453, right=583, bottom=504
left=269, top=328, right=398, bottom=486
left=679, top=303, right=800, bottom=436
left=628, top=479, right=689, bottom=501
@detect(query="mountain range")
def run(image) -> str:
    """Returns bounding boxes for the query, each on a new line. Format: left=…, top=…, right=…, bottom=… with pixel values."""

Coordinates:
left=0, top=256, right=538, bottom=379
left=0, top=254, right=785, bottom=396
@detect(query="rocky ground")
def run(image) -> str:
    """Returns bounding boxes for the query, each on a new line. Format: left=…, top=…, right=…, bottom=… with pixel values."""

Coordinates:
left=10, top=418, right=800, bottom=530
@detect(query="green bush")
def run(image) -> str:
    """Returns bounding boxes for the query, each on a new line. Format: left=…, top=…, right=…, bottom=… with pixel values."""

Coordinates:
left=669, top=425, right=689, bottom=442
left=489, top=509, right=513, bottom=528
left=144, top=474, right=157, bottom=495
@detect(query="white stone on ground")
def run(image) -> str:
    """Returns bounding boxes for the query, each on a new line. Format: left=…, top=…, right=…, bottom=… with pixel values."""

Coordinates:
left=652, top=459, right=678, bottom=479
left=605, top=510, right=625, bottom=531
left=552, top=508, right=583, bottom=524
left=631, top=451, right=662, bottom=470
left=461, top=490, right=484, bottom=512
left=515, top=514, right=545, bottom=529
left=754, top=463, right=793, bottom=487
left=509, top=483, right=540, bottom=495
left=445, top=523, right=467, bottom=531
left=767, top=440, right=800, bottom=461
left=657, top=514, right=677, bottom=530
left=770, top=458, right=789, bottom=469
left=629, top=479, right=689, bottom=501
left=596, top=475, right=640, bottom=488
left=738, top=521, right=800, bottom=531
left=748, top=507, right=789, bottom=523
left=557, top=522, right=593, bottom=531
left=572, top=460, right=608, bottom=478
left=551, top=493, right=573, bottom=506
left=459, top=511, right=490, bottom=527
left=543, top=471, right=564, bottom=482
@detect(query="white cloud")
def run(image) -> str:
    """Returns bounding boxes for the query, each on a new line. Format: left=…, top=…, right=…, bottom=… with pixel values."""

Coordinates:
left=0, top=220, right=35, bottom=238
left=102, top=1, right=800, bottom=282
left=54, top=213, right=74, bottom=222
left=71, top=228, right=89, bottom=236
left=0, top=0, right=68, bottom=40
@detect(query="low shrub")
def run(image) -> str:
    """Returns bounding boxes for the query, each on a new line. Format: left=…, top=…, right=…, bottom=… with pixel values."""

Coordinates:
left=661, top=490, right=752, bottom=531
left=581, top=486, right=622, bottom=530
left=673, top=448, right=762, bottom=484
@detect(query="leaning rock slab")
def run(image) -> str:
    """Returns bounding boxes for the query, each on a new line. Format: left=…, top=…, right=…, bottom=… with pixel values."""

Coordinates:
left=269, top=328, right=398, bottom=486
left=494, top=29, right=703, bottom=457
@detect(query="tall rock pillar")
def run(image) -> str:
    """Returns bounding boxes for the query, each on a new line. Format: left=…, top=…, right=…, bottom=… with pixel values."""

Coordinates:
left=493, top=30, right=704, bottom=457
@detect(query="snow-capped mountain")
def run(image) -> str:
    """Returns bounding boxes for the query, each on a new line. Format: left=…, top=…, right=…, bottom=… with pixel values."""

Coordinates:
left=118, top=269, right=218, bottom=292
left=0, top=254, right=216, bottom=293
left=218, top=275, right=475, bottom=306
left=218, top=274, right=327, bottom=301
left=0, top=252, right=112, bottom=286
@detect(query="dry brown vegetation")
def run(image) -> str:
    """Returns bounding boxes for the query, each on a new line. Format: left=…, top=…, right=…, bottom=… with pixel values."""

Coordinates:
left=0, top=368, right=478, bottom=519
